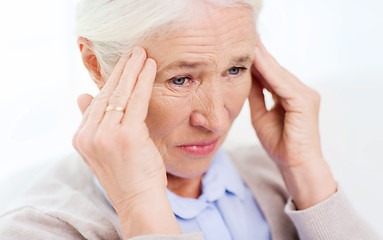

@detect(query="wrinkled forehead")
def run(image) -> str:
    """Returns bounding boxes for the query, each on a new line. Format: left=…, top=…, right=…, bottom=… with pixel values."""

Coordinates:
left=143, top=5, right=257, bottom=71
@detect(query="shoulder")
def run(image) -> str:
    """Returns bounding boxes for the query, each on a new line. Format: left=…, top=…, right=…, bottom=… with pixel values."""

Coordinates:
left=225, top=144, right=277, bottom=172
left=6, top=153, right=99, bottom=209
left=225, top=144, right=289, bottom=201
left=0, top=205, right=85, bottom=239
left=0, top=153, right=121, bottom=239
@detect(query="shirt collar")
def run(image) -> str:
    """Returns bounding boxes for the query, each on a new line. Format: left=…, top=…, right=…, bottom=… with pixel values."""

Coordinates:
left=202, top=148, right=246, bottom=201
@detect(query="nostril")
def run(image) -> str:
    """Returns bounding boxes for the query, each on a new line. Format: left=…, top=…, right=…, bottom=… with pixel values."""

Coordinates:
left=190, top=110, right=229, bottom=134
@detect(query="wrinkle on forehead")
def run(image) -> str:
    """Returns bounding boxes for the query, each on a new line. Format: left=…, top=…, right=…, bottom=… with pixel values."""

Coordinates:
left=144, top=5, right=257, bottom=72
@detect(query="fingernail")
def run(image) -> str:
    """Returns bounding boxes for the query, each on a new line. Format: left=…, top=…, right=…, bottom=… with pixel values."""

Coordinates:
left=133, top=46, right=141, bottom=55
left=147, top=58, right=157, bottom=69
left=121, top=50, right=132, bottom=59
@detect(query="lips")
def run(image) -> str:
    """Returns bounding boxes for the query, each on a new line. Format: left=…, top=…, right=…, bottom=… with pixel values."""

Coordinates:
left=177, top=138, right=219, bottom=157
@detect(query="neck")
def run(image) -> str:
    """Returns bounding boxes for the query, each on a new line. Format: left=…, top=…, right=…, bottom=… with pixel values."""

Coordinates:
left=166, top=173, right=203, bottom=199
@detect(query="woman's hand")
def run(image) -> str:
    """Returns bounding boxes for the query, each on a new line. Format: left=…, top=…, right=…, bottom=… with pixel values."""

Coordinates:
left=249, top=37, right=337, bottom=209
left=72, top=47, right=181, bottom=238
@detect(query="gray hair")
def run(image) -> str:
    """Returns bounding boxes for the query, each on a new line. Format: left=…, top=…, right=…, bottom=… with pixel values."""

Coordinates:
left=74, top=0, right=263, bottom=79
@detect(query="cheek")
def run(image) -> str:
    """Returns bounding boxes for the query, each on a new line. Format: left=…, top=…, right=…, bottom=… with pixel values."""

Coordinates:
left=224, top=75, right=252, bottom=117
left=145, top=87, right=191, bottom=140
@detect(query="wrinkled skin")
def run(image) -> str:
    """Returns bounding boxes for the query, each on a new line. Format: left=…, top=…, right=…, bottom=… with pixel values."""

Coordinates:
left=74, top=3, right=336, bottom=238
left=142, top=6, right=257, bottom=196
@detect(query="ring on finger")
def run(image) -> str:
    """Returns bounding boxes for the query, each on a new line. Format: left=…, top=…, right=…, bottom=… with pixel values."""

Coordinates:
left=105, top=105, right=125, bottom=113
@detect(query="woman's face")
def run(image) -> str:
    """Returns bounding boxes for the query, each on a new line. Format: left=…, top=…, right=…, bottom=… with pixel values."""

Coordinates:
left=143, top=5, right=257, bottom=179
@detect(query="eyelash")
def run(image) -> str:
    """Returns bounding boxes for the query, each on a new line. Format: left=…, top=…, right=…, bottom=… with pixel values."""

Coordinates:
left=170, top=67, right=248, bottom=87
left=227, top=66, right=247, bottom=77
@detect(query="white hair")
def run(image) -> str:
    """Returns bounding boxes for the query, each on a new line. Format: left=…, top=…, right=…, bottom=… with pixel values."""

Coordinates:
left=74, top=0, right=263, bottom=79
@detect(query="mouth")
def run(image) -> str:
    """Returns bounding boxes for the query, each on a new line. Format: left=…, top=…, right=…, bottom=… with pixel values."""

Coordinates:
left=177, top=137, right=220, bottom=157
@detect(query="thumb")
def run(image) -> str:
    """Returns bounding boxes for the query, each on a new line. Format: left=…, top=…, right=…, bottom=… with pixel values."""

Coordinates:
left=77, top=93, right=94, bottom=115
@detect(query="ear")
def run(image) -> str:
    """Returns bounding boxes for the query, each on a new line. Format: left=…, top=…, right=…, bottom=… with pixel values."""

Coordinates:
left=77, top=37, right=105, bottom=89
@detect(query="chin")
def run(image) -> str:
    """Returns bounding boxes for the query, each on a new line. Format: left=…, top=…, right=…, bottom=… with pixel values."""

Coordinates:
left=164, top=148, right=219, bottom=179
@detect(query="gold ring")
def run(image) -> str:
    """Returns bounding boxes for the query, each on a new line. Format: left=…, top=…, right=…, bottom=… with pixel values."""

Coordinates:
left=105, top=105, right=125, bottom=112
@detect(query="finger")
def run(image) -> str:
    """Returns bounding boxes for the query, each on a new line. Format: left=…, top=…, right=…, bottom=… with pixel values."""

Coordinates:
left=249, top=64, right=285, bottom=133
left=254, top=36, right=304, bottom=100
left=249, top=81, right=285, bottom=145
left=84, top=51, right=132, bottom=126
left=101, top=46, right=147, bottom=126
left=78, top=94, right=94, bottom=115
left=77, top=94, right=94, bottom=129
left=122, top=58, right=157, bottom=125
left=248, top=73, right=267, bottom=125
left=251, top=65, right=273, bottom=94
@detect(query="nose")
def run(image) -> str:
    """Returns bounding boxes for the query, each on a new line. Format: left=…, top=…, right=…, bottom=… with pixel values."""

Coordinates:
left=190, top=81, right=230, bottom=134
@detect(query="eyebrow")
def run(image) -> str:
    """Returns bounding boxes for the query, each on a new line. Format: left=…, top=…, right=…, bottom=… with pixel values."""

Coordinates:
left=171, top=61, right=208, bottom=69
left=158, top=54, right=253, bottom=72
left=231, top=55, right=252, bottom=65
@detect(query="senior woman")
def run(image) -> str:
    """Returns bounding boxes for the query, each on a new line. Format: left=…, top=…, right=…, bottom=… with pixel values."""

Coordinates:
left=0, top=0, right=380, bottom=239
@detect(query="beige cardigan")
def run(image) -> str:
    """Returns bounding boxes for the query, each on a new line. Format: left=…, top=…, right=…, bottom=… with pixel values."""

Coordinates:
left=0, top=145, right=380, bottom=240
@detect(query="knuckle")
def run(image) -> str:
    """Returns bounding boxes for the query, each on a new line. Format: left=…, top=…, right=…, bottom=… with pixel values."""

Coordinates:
left=307, top=89, right=321, bottom=108
left=108, top=90, right=129, bottom=105
left=75, top=129, right=93, bottom=153
left=311, top=90, right=321, bottom=102
left=94, top=92, right=109, bottom=103
left=296, top=87, right=321, bottom=107
left=72, top=132, right=79, bottom=150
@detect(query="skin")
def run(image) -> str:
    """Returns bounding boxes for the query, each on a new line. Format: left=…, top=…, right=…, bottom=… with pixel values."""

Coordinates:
left=74, top=3, right=337, bottom=239
left=143, top=5, right=256, bottom=197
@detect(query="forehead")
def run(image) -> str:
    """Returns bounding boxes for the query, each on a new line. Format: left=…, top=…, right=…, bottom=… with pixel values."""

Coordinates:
left=143, top=5, right=257, bottom=71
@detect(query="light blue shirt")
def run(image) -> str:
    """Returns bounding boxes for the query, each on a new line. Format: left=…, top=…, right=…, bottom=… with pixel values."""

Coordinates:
left=167, top=149, right=270, bottom=240
left=95, top=149, right=270, bottom=240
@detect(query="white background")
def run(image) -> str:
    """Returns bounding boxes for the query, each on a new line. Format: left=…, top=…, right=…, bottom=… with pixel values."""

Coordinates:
left=0, top=0, right=382, bottom=234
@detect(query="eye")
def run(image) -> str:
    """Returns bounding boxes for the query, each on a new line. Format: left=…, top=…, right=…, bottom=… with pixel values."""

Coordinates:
left=172, top=77, right=190, bottom=86
left=228, top=67, right=246, bottom=76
